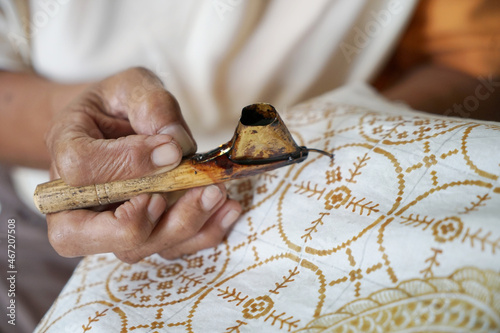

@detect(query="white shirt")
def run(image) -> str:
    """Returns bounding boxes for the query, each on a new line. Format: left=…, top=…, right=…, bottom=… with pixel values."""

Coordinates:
left=0, top=0, right=418, bottom=211
left=1, top=0, right=418, bottom=142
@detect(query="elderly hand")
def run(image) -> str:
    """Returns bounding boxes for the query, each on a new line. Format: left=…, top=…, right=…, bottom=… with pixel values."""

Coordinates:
left=45, top=67, right=241, bottom=263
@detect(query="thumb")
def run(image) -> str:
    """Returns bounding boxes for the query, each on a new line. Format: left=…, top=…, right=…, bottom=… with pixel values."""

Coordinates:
left=46, top=67, right=192, bottom=186
left=52, top=133, right=181, bottom=186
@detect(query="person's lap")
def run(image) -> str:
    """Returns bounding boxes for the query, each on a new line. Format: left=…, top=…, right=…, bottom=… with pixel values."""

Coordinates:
left=0, top=165, right=80, bottom=333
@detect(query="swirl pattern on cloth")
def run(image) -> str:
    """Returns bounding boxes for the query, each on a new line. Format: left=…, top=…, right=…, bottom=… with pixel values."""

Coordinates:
left=35, top=86, right=500, bottom=333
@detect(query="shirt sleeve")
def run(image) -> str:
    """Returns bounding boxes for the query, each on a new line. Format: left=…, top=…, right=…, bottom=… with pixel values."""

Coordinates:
left=389, top=0, right=500, bottom=78
left=0, top=0, right=31, bottom=71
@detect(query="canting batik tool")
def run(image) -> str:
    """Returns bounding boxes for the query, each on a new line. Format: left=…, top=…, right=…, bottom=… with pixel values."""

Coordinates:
left=34, top=103, right=333, bottom=214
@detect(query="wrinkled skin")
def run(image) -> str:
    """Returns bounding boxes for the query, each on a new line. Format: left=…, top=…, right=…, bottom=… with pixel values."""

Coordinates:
left=45, top=67, right=242, bottom=263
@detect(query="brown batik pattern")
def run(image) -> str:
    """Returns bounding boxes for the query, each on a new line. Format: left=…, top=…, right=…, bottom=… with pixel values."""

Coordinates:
left=36, top=93, right=500, bottom=333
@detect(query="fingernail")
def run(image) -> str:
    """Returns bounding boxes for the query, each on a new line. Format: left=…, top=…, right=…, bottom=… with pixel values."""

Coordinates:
left=221, top=209, right=240, bottom=229
left=201, top=185, right=223, bottom=211
left=147, top=194, right=166, bottom=226
left=160, top=124, right=196, bottom=156
left=151, top=142, right=181, bottom=167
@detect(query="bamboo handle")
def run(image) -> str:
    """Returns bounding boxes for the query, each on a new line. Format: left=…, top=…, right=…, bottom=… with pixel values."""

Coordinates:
left=33, top=159, right=216, bottom=214
left=34, top=150, right=305, bottom=214
left=33, top=103, right=318, bottom=214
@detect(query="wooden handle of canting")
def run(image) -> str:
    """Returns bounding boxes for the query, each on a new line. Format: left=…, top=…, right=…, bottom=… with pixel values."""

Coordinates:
left=33, top=159, right=216, bottom=214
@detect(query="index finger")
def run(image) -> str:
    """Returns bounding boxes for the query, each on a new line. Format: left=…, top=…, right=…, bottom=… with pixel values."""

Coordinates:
left=98, top=68, right=196, bottom=154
